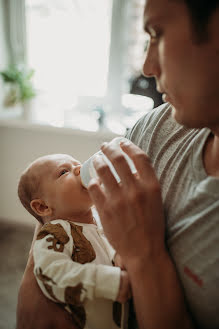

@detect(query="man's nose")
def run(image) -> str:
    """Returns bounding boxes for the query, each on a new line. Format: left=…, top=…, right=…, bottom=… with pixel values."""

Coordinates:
left=142, top=43, right=160, bottom=78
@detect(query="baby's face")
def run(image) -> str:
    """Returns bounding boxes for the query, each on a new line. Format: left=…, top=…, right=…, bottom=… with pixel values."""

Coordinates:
left=35, top=154, right=92, bottom=219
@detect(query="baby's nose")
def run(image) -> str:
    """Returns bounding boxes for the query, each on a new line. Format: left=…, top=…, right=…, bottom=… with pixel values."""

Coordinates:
left=74, top=165, right=81, bottom=176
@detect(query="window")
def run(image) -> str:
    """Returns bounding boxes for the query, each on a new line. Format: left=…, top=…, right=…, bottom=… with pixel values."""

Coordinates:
left=7, top=0, right=154, bottom=133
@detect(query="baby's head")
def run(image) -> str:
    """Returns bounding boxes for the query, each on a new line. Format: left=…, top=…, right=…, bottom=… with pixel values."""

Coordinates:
left=18, top=154, right=92, bottom=224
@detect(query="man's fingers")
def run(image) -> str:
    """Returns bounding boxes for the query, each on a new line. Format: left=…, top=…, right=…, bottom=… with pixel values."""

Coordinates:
left=120, top=140, right=157, bottom=184
left=92, top=154, right=119, bottom=193
left=88, top=178, right=106, bottom=214
left=100, top=141, right=136, bottom=188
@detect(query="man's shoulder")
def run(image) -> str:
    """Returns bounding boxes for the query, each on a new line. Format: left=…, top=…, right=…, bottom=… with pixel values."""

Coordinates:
left=139, top=102, right=172, bottom=124
left=126, top=103, right=178, bottom=147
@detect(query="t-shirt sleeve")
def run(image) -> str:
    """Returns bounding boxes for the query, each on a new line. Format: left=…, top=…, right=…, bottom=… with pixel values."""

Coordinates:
left=33, top=220, right=121, bottom=307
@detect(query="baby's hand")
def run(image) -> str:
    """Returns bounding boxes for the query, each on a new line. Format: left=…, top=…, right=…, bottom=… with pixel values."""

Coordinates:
left=114, top=253, right=125, bottom=270
left=116, top=270, right=131, bottom=303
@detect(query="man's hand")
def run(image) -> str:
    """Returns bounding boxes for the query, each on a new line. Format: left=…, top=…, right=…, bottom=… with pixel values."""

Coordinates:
left=114, top=253, right=126, bottom=270
left=88, top=139, right=166, bottom=265
left=16, top=224, right=78, bottom=329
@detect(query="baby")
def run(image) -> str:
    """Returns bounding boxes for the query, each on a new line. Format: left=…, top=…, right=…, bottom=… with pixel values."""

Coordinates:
left=18, top=153, right=131, bottom=329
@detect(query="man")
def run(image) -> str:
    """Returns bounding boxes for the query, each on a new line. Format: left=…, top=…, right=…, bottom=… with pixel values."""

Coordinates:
left=17, top=0, right=219, bottom=328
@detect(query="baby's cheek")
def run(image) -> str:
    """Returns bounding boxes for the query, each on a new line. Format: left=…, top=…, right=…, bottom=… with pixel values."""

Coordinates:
left=62, top=186, right=76, bottom=202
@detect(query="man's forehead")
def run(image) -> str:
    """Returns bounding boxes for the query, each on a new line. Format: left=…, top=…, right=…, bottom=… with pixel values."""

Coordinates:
left=144, top=0, right=180, bottom=28
left=144, top=0, right=168, bottom=15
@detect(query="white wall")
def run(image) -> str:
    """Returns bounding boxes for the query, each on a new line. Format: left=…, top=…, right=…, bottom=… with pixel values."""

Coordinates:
left=0, top=121, right=118, bottom=226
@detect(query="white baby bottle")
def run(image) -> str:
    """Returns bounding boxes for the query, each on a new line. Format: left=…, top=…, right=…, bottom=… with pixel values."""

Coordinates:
left=80, top=137, right=137, bottom=189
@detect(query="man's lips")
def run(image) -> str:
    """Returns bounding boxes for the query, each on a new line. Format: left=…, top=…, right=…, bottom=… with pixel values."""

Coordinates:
left=156, top=84, right=171, bottom=103
left=162, top=93, right=171, bottom=102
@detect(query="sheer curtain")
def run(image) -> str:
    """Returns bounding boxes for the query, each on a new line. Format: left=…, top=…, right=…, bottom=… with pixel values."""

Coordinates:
left=6, top=0, right=27, bottom=66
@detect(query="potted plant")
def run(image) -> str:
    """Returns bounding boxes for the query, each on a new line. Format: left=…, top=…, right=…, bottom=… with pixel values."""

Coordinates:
left=0, top=65, right=36, bottom=118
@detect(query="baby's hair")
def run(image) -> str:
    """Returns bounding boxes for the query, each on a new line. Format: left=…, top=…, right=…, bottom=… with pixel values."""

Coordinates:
left=18, top=162, right=43, bottom=224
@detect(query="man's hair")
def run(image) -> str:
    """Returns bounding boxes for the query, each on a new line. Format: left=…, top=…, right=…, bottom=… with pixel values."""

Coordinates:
left=182, top=0, right=219, bottom=41
left=18, top=165, right=43, bottom=224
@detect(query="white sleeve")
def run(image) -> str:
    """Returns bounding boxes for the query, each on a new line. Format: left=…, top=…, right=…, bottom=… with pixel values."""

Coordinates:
left=33, top=220, right=121, bottom=307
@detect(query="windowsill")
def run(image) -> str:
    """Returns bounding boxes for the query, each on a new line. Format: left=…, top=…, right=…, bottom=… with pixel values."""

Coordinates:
left=0, top=107, right=120, bottom=139
left=0, top=92, right=153, bottom=138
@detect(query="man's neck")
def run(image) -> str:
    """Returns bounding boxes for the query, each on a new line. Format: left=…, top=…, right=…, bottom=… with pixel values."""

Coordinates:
left=203, top=132, right=219, bottom=177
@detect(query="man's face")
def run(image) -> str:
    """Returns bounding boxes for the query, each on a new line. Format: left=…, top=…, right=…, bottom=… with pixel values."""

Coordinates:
left=143, top=0, right=219, bottom=130
left=37, top=154, right=92, bottom=219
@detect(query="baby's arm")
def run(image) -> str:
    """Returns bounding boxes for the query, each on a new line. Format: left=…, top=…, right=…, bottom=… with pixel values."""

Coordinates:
left=33, top=220, right=122, bottom=307
left=114, top=253, right=126, bottom=269
left=116, top=270, right=131, bottom=303
left=100, top=232, right=131, bottom=303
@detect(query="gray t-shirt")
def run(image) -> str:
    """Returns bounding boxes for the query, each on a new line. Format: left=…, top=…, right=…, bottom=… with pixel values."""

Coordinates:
left=126, top=103, right=219, bottom=329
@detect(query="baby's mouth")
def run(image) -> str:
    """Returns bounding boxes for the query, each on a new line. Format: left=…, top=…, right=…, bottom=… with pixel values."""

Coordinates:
left=80, top=174, right=88, bottom=190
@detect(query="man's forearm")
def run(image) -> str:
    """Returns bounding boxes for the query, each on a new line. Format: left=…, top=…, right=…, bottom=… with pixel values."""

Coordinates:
left=127, top=250, right=195, bottom=329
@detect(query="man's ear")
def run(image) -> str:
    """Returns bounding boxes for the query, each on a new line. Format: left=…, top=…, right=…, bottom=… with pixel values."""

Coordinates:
left=30, top=199, right=52, bottom=217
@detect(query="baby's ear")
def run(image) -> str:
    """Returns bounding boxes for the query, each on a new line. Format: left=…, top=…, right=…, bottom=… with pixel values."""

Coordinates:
left=30, top=199, right=52, bottom=217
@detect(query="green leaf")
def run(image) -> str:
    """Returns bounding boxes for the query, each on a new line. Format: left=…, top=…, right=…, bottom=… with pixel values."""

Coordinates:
left=0, top=65, right=36, bottom=102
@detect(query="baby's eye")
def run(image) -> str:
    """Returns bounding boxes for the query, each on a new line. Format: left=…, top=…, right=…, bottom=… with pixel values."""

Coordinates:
left=59, top=169, right=68, bottom=176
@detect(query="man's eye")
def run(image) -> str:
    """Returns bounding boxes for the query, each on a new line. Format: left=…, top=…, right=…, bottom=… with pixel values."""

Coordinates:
left=150, top=33, right=158, bottom=42
left=148, top=28, right=161, bottom=43
left=59, top=169, right=68, bottom=176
